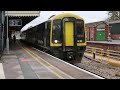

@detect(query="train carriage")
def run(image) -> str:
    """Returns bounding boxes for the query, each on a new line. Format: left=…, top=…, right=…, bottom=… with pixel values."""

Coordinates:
left=20, top=13, right=86, bottom=63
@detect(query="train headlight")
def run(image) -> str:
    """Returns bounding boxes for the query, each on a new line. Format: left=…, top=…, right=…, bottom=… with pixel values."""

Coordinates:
left=77, top=40, right=82, bottom=43
left=54, top=40, right=58, bottom=43
left=80, top=40, right=82, bottom=42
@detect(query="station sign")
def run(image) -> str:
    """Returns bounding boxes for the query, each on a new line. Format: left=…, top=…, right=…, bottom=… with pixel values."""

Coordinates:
left=9, top=19, right=22, bottom=27
left=97, top=29, right=105, bottom=31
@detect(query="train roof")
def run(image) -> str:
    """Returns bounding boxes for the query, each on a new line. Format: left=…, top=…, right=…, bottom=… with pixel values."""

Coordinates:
left=21, top=13, right=84, bottom=32
left=21, top=16, right=49, bottom=32
left=52, top=13, right=84, bottom=20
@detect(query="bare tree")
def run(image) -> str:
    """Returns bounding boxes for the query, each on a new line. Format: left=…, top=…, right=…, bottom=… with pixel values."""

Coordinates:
left=108, top=11, right=120, bottom=21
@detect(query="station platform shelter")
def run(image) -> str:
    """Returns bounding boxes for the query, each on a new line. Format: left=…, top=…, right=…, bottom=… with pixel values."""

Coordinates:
left=3, top=11, right=40, bottom=53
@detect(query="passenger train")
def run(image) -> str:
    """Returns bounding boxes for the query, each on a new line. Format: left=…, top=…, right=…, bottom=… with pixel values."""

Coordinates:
left=20, top=13, right=86, bottom=63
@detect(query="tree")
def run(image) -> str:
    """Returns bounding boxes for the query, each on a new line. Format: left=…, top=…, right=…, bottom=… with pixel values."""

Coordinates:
left=108, top=11, right=120, bottom=21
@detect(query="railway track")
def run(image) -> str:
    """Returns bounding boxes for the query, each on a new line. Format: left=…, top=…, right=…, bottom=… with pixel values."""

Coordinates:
left=70, top=56, right=106, bottom=79
left=66, top=57, right=106, bottom=79
left=73, top=56, right=120, bottom=79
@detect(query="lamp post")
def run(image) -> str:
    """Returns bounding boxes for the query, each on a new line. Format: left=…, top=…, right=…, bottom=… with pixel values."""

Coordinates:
left=6, top=11, right=9, bottom=54
left=1, top=11, right=5, bottom=51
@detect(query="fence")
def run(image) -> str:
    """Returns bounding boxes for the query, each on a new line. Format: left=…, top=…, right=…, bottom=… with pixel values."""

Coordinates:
left=85, top=46, right=120, bottom=61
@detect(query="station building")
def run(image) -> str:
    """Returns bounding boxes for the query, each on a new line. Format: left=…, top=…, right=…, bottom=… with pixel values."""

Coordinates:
left=85, top=21, right=110, bottom=41
left=85, top=20, right=120, bottom=51
left=108, top=20, right=120, bottom=40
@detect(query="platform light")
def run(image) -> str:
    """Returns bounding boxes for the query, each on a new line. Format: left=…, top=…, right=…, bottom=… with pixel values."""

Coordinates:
left=6, top=11, right=9, bottom=54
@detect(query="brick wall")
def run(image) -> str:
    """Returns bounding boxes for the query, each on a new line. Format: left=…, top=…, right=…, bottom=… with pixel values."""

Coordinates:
left=86, top=21, right=109, bottom=41
left=111, top=34, right=120, bottom=40
left=87, top=42, right=120, bottom=51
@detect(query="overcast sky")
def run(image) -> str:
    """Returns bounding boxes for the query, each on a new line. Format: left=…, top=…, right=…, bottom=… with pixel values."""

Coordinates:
left=21, top=11, right=108, bottom=31
left=40, top=11, right=108, bottom=23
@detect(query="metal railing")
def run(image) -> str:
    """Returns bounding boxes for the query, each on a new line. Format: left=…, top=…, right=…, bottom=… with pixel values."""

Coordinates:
left=106, top=50, right=120, bottom=60
left=85, top=46, right=120, bottom=61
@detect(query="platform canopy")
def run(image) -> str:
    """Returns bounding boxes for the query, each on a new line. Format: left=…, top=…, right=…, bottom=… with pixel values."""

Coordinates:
left=5, top=11, right=40, bottom=17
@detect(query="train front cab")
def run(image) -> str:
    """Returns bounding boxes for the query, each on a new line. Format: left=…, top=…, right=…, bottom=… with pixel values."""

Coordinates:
left=50, top=14, right=86, bottom=63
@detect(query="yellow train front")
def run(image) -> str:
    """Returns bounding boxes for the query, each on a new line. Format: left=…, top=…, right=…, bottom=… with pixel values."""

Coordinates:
left=21, top=13, right=86, bottom=63
left=49, top=13, right=86, bottom=62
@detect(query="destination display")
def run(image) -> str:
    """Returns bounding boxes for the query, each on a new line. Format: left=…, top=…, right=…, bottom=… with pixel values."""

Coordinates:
left=9, top=19, right=22, bottom=26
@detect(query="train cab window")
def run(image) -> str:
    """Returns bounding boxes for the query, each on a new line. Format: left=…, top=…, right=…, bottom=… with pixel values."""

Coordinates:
left=52, top=19, right=62, bottom=43
left=76, top=20, right=85, bottom=42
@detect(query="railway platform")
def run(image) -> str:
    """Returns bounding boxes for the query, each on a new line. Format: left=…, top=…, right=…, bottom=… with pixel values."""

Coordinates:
left=87, top=40, right=120, bottom=52
left=0, top=41, right=103, bottom=79
left=87, top=40, right=120, bottom=44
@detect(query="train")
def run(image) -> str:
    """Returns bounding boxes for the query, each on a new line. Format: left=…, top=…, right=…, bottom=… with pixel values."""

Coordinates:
left=20, top=13, right=86, bottom=63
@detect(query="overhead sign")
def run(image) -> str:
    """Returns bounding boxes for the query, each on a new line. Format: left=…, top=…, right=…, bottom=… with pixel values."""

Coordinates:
left=9, top=19, right=22, bottom=27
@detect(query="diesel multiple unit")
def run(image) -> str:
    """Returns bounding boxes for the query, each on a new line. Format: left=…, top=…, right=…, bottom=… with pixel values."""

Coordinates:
left=20, top=13, right=86, bottom=63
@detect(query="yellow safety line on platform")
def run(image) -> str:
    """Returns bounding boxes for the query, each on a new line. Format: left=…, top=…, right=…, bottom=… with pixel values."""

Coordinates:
left=21, top=46, right=64, bottom=79
left=18, top=42, right=74, bottom=79
left=24, top=46, right=75, bottom=79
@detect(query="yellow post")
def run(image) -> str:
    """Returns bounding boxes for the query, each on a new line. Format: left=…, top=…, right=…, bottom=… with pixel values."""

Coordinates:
left=100, top=49, right=103, bottom=60
left=92, top=47, right=96, bottom=59
left=107, top=50, right=110, bottom=62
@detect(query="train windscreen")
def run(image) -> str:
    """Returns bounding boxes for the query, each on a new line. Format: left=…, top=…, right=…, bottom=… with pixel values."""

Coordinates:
left=52, top=19, right=62, bottom=44
left=76, top=20, right=85, bottom=43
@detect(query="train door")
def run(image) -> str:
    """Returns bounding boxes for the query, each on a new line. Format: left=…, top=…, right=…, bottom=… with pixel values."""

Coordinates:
left=65, top=22, right=74, bottom=46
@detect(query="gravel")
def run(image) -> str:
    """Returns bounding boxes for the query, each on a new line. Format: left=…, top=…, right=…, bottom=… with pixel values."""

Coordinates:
left=75, top=56, right=120, bottom=79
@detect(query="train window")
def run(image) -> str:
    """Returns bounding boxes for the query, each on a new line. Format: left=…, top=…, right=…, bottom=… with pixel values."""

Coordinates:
left=52, top=19, right=62, bottom=43
left=45, top=21, right=51, bottom=37
left=37, top=25, right=41, bottom=33
left=47, top=21, right=51, bottom=32
left=77, top=20, right=84, bottom=34
left=76, top=20, right=85, bottom=42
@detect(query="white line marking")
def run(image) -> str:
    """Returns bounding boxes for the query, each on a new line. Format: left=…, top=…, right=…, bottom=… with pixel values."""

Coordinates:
left=0, top=63, right=5, bottom=79
left=32, top=47, right=104, bottom=79
left=35, top=73, right=41, bottom=79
